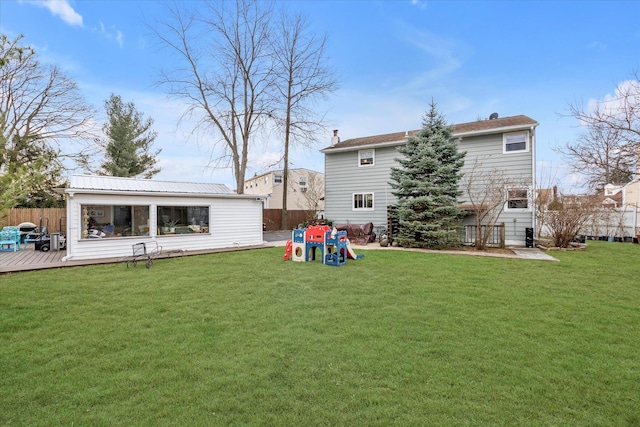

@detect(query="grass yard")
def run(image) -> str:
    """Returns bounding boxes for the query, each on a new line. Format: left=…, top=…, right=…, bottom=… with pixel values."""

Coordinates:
left=1, top=241, right=639, bottom=426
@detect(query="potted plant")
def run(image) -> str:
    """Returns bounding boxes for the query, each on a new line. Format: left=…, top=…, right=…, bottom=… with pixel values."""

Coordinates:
left=164, top=218, right=180, bottom=233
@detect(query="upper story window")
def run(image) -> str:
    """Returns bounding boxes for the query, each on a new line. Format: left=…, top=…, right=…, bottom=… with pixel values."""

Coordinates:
left=274, top=174, right=283, bottom=184
left=298, top=176, right=307, bottom=186
left=353, top=192, right=374, bottom=210
left=506, top=188, right=530, bottom=210
left=503, top=132, right=529, bottom=154
left=359, top=149, right=375, bottom=166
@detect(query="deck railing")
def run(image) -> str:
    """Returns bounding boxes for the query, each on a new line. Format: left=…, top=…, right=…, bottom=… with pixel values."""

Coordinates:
left=461, top=223, right=506, bottom=248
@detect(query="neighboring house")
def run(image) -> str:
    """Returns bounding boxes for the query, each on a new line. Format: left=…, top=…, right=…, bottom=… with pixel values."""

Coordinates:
left=243, top=168, right=325, bottom=214
left=600, top=183, right=624, bottom=208
left=321, top=115, right=539, bottom=246
left=622, top=178, right=640, bottom=207
left=62, top=175, right=264, bottom=261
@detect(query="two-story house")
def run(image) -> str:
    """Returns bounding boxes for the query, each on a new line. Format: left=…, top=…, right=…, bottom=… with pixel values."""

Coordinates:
left=321, top=115, right=539, bottom=246
left=243, top=168, right=325, bottom=213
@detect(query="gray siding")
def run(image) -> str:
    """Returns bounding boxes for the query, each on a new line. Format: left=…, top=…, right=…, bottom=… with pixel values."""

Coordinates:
left=324, top=146, right=400, bottom=229
left=325, top=131, right=535, bottom=245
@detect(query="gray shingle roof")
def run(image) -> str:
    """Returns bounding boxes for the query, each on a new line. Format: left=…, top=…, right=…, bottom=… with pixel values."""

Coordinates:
left=322, top=115, right=538, bottom=152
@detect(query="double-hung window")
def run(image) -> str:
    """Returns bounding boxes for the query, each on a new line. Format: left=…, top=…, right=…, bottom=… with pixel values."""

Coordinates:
left=358, top=149, right=375, bottom=166
left=503, top=132, right=529, bottom=153
left=506, top=188, right=530, bottom=210
left=353, top=192, right=374, bottom=210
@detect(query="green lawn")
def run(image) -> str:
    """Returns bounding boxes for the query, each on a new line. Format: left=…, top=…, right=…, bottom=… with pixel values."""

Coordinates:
left=1, top=241, right=639, bottom=426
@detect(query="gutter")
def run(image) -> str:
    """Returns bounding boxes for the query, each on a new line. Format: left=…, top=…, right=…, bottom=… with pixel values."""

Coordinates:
left=322, top=122, right=540, bottom=153
left=63, top=189, right=267, bottom=200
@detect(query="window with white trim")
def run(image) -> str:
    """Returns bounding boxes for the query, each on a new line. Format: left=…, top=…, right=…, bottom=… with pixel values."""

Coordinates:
left=157, top=205, right=210, bottom=235
left=274, top=174, right=283, bottom=183
left=353, top=192, right=374, bottom=210
left=503, top=132, right=529, bottom=153
left=81, top=205, right=150, bottom=239
left=358, top=149, right=375, bottom=166
left=506, top=188, right=529, bottom=210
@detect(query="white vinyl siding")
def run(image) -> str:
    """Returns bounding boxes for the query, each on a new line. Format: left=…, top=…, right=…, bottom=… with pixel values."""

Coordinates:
left=66, top=193, right=262, bottom=261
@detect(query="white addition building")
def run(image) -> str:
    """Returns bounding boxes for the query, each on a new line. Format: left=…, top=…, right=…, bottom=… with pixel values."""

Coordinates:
left=62, top=175, right=264, bottom=261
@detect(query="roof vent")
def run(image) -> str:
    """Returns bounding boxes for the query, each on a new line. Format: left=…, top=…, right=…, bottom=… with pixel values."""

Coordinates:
left=489, top=112, right=499, bottom=120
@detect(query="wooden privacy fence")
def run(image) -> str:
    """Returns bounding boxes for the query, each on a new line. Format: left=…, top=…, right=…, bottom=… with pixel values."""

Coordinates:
left=4, top=208, right=67, bottom=232
left=263, top=209, right=311, bottom=231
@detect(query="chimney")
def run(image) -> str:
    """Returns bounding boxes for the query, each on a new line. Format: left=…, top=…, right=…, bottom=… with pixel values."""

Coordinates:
left=330, top=129, right=340, bottom=146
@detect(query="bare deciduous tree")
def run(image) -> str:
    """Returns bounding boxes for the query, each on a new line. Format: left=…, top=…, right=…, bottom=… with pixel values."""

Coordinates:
left=271, top=11, right=338, bottom=228
left=153, top=0, right=275, bottom=194
left=544, top=194, right=599, bottom=248
left=565, top=71, right=640, bottom=188
left=0, top=33, right=94, bottom=211
left=556, top=122, right=634, bottom=189
left=463, top=159, right=531, bottom=250
left=294, top=171, right=324, bottom=221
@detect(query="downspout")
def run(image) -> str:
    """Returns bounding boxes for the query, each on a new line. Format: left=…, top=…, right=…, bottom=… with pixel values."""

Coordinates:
left=531, top=126, right=537, bottom=239
left=62, top=191, right=72, bottom=262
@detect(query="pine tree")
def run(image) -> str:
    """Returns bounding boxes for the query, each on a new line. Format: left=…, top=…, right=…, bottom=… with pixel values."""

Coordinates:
left=389, top=101, right=466, bottom=248
left=98, top=94, right=161, bottom=178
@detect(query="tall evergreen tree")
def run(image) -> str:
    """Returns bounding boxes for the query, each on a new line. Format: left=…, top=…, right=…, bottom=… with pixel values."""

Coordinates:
left=96, top=94, right=161, bottom=178
left=389, top=101, right=466, bottom=248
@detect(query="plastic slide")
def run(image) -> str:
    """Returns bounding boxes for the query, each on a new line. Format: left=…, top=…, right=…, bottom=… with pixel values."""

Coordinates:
left=283, top=240, right=292, bottom=260
left=345, top=239, right=364, bottom=260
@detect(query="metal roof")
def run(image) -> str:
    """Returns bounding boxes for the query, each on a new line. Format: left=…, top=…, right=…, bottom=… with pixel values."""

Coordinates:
left=67, top=175, right=235, bottom=195
left=322, top=115, right=538, bottom=153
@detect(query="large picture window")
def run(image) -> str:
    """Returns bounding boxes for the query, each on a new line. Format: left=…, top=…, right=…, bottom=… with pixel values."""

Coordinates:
left=353, top=193, right=374, bottom=210
left=157, top=206, right=209, bottom=235
left=81, top=205, right=149, bottom=239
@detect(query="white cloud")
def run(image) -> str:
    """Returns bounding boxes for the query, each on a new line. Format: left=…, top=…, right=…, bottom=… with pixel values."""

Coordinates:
left=93, top=21, right=125, bottom=48
left=115, top=30, right=124, bottom=48
left=26, top=0, right=83, bottom=26
left=587, top=41, right=607, bottom=50
left=587, top=79, right=640, bottom=120
left=410, top=0, right=428, bottom=10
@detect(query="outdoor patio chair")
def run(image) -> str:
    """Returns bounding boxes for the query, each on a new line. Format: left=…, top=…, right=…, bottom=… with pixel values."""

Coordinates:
left=0, top=227, right=22, bottom=252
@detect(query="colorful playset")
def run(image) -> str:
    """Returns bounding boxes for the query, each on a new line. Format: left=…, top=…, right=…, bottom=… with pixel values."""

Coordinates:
left=283, top=225, right=363, bottom=266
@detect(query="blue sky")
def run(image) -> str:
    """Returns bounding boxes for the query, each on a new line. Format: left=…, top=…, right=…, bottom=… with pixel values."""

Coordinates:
left=2, top=0, right=639, bottom=190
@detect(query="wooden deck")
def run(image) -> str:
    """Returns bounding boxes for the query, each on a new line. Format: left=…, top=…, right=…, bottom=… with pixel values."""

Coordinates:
left=0, top=243, right=270, bottom=274
left=0, top=245, right=118, bottom=274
